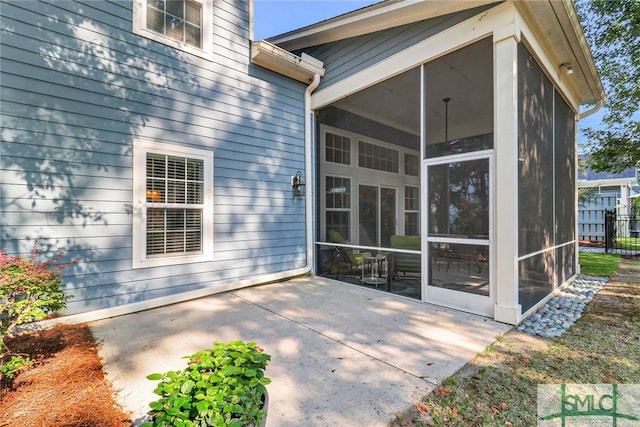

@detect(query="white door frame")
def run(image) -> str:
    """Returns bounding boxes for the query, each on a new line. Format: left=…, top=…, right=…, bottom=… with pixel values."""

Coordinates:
left=422, top=150, right=494, bottom=316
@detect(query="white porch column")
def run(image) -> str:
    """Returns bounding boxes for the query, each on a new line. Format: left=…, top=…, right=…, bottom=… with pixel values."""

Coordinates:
left=493, top=33, right=521, bottom=325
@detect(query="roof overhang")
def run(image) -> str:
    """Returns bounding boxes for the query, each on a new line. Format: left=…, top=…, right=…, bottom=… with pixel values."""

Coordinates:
left=516, top=0, right=604, bottom=107
left=251, top=40, right=325, bottom=84
left=268, top=0, right=604, bottom=108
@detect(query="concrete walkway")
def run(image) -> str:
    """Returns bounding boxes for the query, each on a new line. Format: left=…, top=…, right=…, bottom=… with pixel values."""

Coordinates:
left=91, top=276, right=510, bottom=426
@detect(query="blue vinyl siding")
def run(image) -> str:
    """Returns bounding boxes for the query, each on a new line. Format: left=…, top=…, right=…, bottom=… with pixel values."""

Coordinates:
left=1, top=0, right=308, bottom=314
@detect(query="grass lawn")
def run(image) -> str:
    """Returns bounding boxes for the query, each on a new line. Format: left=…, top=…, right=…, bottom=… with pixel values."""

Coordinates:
left=578, top=252, right=621, bottom=276
left=614, top=237, right=640, bottom=250
left=390, top=256, right=638, bottom=427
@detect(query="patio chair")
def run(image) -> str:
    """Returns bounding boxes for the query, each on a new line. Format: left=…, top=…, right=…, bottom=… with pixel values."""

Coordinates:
left=327, top=230, right=369, bottom=279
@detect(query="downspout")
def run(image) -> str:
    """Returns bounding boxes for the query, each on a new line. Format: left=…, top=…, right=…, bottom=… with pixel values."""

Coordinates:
left=250, top=41, right=324, bottom=275
left=305, top=73, right=322, bottom=273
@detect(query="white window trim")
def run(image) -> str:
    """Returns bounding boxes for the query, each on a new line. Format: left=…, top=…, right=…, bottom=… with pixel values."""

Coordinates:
left=132, top=0, right=213, bottom=59
left=133, top=140, right=214, bottom=269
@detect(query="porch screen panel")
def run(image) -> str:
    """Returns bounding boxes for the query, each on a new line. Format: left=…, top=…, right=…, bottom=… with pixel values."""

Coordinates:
left=316, top=65, right=421, bottom=299
left=428, top=159, right=489, bottom=238
left=517, top=43, right=554, bottom=256
left=424, top=37, right=493, bottom=159
left=518, top=251, right=555, bottom=313
left=555, top=244, right=575, bottom=288
left=554, top=90, right=576, bottom=245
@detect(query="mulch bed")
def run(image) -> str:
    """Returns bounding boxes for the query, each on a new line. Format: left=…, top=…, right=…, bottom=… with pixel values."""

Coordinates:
left=0, top=323, right=131, bottom=427
left=578, top=240, right=606, bottom=247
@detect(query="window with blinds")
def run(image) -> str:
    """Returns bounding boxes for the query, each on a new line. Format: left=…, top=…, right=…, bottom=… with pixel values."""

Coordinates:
left=145, top=154, right=204, bottom=256
left=133, top=140, right=213, bottom=268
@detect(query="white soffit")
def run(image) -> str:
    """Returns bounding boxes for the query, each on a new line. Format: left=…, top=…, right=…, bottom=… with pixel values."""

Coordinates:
left=516, top=0, right=603, bottom=106
left=251, top=40, right=325, bottom=83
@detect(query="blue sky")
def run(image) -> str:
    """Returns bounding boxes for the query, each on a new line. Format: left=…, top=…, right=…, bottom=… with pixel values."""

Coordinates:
left=253, top=0, right=603, bottom=146
left=254, top=0, right=379, bottom=40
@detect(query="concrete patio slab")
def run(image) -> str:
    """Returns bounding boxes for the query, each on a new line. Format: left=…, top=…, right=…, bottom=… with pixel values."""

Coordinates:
left=91, top=276, right=510, bottom=426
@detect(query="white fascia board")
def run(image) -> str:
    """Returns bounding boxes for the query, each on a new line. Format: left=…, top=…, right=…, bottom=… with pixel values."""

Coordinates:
left=311, top=2, right=515, bottom=110
left=251, top=40, right=325, bottom=83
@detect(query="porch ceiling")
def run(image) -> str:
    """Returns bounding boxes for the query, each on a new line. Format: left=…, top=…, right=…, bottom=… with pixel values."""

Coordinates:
left=331, top=67, right=420, bottom=135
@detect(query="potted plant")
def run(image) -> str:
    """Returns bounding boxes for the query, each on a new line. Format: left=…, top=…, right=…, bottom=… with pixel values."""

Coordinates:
left=141, top=340, right=271, bottom=427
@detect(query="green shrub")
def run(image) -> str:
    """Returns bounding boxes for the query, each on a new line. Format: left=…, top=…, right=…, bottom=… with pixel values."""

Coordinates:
left=142, top=340, right=271, bottom=427
left=0, top=246, right=74, bottom=381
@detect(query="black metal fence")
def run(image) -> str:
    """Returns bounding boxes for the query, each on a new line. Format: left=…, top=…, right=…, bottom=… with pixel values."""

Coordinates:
left=604, top=207, right=640, bottom=254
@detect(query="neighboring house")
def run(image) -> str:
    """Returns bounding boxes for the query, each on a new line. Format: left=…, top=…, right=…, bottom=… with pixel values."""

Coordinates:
left=578, top=164, right=639, bottom=241
left=0, top=0, right=604, bottom=325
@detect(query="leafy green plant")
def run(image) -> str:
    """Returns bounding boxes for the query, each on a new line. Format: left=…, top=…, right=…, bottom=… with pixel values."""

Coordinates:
left=0, top=355, right=33, bottom=380
left=0, top=246, right=74, bottom=382
left=142, top=340, right=271, bottom=427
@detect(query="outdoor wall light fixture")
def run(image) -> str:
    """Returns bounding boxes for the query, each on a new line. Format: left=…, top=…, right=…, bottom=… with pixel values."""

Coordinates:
left=560, top=63, right=574, bottom=75
left=291, top=170, right=305, bottom=196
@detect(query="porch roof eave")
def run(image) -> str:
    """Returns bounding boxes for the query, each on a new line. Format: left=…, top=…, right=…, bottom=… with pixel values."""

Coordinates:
left=268, top=0, right=604, bottom=109
left=267, top=0, right=500, bottom=51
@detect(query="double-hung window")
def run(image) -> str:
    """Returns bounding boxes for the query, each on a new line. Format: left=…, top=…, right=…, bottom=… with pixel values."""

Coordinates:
left=133, top=141, right=213, bottom=268
left=133, top=0, right=213, bottom=58
left=325, top=175, right=351, bottom=241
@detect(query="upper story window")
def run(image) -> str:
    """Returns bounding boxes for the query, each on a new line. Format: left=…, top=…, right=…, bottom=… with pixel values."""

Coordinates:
left=133, top=0, right=213, bottom=59
left=133, top=140, right=214, bottom=268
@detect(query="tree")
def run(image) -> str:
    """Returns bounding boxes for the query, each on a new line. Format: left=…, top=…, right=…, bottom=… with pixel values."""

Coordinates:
left=576, top=0, right=640, bottom=173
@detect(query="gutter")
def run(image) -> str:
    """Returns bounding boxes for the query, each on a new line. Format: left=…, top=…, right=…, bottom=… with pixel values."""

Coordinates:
left=251, top=40, right=325, bottom=83
left=578, top=98, right=604, bottom=120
